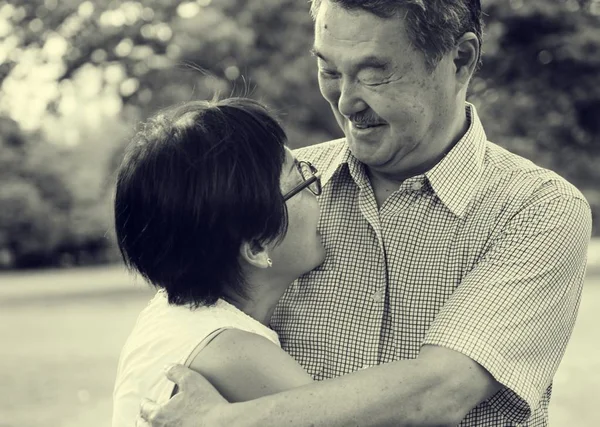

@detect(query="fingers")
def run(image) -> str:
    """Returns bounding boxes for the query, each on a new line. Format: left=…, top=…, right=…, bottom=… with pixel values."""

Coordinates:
left=164, top=364, right=205, bottom=393
left=139, top=397, right=160, bottom=422
left=164, top=364, right=226, bottom=404
left=137, top=367, right=228, bottom=427
left=164, top=364, right=195, bottom=391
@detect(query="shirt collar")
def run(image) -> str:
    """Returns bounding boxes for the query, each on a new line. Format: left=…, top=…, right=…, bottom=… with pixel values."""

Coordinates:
left=320, top=143, right=354, bottom=188
left=321, top=103, right=487, bottom=217
left=425, top=103, right=487, bottom=217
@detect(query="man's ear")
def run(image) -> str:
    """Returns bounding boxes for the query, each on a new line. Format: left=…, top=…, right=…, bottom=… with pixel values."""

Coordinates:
left=453, top=32, right=480, bottom=87
left=239, top=240, right=271, bottom=269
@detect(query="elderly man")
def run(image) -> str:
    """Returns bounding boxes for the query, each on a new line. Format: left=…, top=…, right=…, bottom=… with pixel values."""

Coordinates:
left=138, top=0, right=591, bottom=425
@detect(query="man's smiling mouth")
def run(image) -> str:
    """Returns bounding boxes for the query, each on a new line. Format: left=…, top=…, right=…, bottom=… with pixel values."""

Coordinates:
left=352, top=122, right=386, bottom=130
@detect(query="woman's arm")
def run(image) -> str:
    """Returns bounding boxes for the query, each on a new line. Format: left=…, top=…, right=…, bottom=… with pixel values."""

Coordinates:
left=189, top=329, right=313, bottom=402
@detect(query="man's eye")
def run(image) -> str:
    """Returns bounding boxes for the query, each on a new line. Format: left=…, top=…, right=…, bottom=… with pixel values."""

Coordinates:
left=360, top=74, right=389, bottom=87
left=362, top=80, right=384, bottom=87
left=319, top=69, right=339, bottom=79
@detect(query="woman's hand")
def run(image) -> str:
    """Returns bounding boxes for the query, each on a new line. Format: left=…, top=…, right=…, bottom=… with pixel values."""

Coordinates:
left=137, top=364, right=232, bottom=427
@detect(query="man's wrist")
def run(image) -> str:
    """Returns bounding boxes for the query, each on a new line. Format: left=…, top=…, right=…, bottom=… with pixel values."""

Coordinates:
left=224, top=401, right=264, bottom=427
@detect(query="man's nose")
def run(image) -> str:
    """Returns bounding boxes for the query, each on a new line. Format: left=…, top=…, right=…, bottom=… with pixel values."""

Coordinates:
left=337, top=79, right=367, bottom=118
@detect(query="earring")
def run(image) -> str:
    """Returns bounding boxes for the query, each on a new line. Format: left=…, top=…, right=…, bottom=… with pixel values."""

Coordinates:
left=267, top=257, right=273, bottom=267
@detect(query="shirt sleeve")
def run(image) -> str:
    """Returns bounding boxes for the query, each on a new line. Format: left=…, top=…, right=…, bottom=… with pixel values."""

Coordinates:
left=422, top=192, right=592, bottom=424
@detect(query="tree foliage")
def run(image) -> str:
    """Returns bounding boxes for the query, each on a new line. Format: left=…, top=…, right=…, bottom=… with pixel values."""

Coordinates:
left=472, top=0, right=600, bottom=209
left=0, top=0, right=598, bottom=268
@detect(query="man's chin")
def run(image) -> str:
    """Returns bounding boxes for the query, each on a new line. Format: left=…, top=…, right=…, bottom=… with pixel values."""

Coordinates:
left=345, top=139, right=390, bottom=168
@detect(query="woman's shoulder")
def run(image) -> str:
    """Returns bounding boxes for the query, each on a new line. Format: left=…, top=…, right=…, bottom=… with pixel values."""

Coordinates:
left=126, top=293, right=281, bottom=366
left=142, top=292, right=273, bottom=338
left=207, top=298, right=281, bottom=345
left=188, top=328, right=313, bottom=402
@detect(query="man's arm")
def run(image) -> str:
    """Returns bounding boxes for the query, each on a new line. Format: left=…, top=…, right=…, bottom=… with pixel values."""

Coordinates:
left=235, top=344, right=501, bottom=427
left=140, top=191, right=591, bottom=427
left=141, top=345, right=501, bottom=427
left=422, top=193, right=591, bottom=422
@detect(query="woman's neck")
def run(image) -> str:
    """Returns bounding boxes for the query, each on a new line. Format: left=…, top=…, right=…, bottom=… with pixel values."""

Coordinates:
left=225, top=279, right=291, bottom=326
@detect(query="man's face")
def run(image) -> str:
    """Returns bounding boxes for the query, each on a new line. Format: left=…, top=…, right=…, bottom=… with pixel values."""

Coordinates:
left=313, top=1, right=462, bottom=177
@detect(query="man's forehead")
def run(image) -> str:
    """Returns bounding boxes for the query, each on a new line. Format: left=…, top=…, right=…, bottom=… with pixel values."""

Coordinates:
left=313, top=4, right=409, bottom=51
left=312, top=27, right=409, bottom=71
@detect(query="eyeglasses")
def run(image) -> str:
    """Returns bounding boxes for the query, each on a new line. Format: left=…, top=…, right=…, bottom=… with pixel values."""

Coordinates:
left=283, top=161, right=322, bottom=201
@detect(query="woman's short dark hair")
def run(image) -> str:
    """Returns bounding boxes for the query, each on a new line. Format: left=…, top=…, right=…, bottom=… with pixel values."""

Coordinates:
left=114, top=97, right=289, bottom=308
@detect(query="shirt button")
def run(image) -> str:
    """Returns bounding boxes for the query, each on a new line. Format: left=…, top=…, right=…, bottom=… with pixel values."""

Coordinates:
left=411, top=181, right=423, bottom=191
left=371, top=290, right=384, bottom=303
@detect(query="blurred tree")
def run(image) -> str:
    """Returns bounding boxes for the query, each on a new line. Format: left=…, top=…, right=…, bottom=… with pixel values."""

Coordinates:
left=0, top=114, right=124, bottom=267
left=0, top=0, right=598, bottom=268
left=471, top=0, right=600, bottom=229
left=0, top=0, right=185, bottom=267
left=0, top=117, right=69, bottom=267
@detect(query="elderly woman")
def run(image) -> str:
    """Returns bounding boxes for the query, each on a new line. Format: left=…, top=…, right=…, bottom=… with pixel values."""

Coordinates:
left=111, top=97, right=325, bottom=426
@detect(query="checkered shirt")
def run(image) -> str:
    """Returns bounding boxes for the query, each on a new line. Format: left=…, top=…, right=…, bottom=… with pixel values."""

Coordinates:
left=271, top=104, right=592, bottom=426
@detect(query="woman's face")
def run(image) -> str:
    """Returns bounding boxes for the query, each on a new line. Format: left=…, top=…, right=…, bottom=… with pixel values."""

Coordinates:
left=269, top=148, right=325, bottom=279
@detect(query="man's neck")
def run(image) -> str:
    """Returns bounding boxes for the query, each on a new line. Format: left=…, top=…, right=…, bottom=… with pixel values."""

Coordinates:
left=367, top=147, right=449, bottom=186
left=367, top=108, right=470, bottom=207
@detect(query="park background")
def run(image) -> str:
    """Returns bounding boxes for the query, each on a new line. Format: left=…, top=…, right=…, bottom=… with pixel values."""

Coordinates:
left=0, top=0, right=599, bottom=426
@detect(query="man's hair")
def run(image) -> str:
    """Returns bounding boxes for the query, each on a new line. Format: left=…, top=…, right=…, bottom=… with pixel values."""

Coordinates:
left=309, top=0, right=483, bottom=70
left=114, top=98, right=289, bottom=308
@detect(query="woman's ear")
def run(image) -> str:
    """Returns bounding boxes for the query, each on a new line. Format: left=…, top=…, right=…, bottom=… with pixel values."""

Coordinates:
left=239, top=240, right=272, bottom=269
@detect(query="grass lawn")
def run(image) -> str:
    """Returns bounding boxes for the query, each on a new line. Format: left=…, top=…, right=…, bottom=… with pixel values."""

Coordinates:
left=0, top=266, right=598, bottom=427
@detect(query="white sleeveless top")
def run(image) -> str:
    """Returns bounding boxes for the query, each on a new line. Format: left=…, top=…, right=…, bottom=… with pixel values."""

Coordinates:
left=112, top=290, right=280, bottom=427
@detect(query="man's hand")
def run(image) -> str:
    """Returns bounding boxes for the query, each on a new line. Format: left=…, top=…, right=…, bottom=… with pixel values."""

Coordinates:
left=137, top=364, right=231, bottom=427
